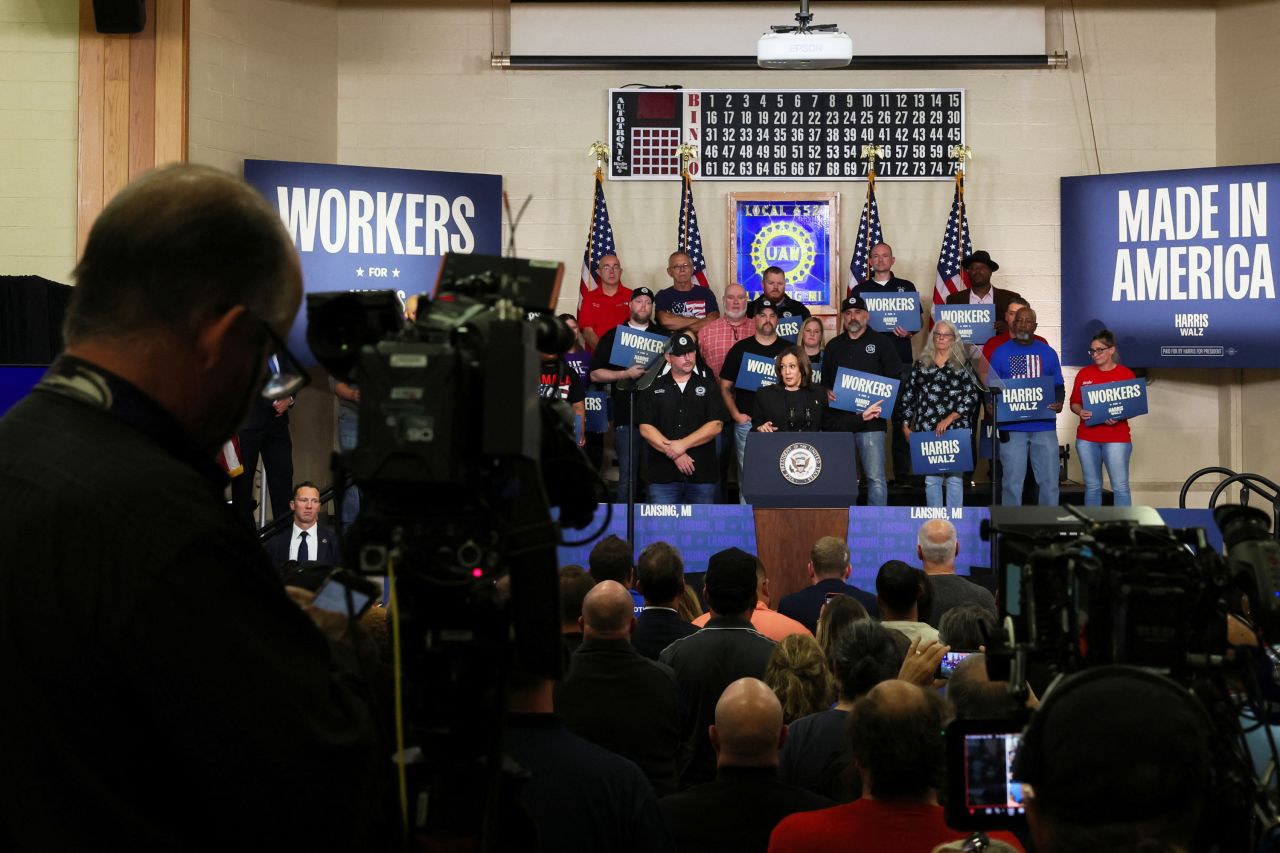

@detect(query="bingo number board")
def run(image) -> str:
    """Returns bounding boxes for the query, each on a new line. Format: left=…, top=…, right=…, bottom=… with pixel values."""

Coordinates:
left=609, top=88, right=964, bottom=182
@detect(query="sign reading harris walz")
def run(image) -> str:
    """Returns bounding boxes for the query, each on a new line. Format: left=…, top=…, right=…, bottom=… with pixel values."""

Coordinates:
left=244, top=159, right=502, bottom=362
left=1062, top=163, right=1279, bottom=368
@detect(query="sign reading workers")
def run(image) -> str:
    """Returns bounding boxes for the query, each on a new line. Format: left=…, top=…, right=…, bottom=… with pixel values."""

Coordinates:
left=244, top=159, right=502, bottom=363
left=1062, top=164, right=1279, bottom=368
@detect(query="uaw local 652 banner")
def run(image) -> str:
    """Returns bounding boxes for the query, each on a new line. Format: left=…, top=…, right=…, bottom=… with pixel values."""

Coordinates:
left=1062, top=164, right=1278, bottom=368
left=244, top=159, right=502, bottom=363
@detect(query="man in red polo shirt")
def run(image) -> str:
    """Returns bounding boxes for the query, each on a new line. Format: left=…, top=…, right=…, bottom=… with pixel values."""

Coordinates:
left=578, top=253, right=631, bottom=350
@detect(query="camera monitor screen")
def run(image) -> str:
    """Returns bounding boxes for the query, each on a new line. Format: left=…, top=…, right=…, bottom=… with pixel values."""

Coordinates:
left=946, top=719, right=1028, bottom=831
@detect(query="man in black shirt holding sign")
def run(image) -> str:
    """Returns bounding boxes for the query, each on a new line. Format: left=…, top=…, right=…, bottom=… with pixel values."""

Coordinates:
left=638, top=332, right=726, bottom=505
left=590, top=286, right=664, bottom=502
left=821, top=295, right=903, bottom=506
left=719, top=298, right=789, bottom=500
left=852, top=243, right=921, bottom=485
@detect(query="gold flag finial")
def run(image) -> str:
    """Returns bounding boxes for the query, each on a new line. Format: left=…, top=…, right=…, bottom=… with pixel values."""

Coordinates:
left=677, top=143, right=697, bottom=174
left=588, top=141, right=609, bottom=171
left=948, top=144, right=972, bottom=171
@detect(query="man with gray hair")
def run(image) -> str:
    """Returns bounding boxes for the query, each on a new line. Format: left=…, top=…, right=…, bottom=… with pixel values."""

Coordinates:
left=0, top=164, right=389, bottom=848
left=916, top=518, right=996, bottom=628
left=659, top=678, right=832, bottom=850
left=778, top=535, right=879, bottom=633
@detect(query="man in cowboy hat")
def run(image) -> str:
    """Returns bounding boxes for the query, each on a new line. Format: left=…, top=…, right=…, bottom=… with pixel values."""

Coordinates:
left=945, top=250, right=1025, bottom=336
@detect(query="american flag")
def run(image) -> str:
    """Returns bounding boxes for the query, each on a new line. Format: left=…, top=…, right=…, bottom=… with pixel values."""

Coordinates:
left=678, top=170, right=710, bottom=289
left=933, top=171, right=973, bottom=307
left=849, top=174, right=884, bottom=293
left=1007, top=352, right=1044, bottom=378
left=580, top=169, right=619, bottom=309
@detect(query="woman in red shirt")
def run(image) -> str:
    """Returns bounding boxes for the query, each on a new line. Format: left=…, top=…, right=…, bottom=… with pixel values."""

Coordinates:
left=1069, top=329, right=1134, bottom=506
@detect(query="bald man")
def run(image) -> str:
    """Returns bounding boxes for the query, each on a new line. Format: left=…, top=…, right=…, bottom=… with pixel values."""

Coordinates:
left=556, top=580, right=682, bottom=796
left=916, top=518, right=996, bottom=629
left=660, top=678, right=832, bottom=852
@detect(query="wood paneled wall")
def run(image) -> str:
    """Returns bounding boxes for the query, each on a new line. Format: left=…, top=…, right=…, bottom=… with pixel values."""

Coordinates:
left=77, top=0, right=188, bottom=256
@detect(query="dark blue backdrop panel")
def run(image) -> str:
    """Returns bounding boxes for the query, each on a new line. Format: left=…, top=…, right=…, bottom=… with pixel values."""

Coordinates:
left=556, top=506, right=1222, bottom=594
left=243, top=159, right=502, bottom=365
left=1062, top=163, right=1280, bottom=368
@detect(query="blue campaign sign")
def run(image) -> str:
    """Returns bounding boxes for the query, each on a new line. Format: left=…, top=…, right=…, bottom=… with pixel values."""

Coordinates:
left=733, top=198, right=836, bottom=309
left=584, top=390, right=610, bottom=432
left=995, top=376, right=1057, bottom=423
left=910, top=429, right=974, bottom=475
left=864, top=291, right=922, bottom=333
left=776, top=316, right=802, bottom=342
left=1081, top=377, right=1148, bottom=421
left=243, top=159, right=501, bottom=364
left=1062, top=164, right=1280, bottom=368
left=830, top=367, right=899, bottom=419
left=932, top=304, right=995, bottom=344
left=609, top=326, right=669, bottom=368
left=736, top=353, right=779, bottom=391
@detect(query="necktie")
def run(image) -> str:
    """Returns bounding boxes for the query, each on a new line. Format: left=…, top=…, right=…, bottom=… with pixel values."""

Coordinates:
left=298, top=530, right=309, bottom=562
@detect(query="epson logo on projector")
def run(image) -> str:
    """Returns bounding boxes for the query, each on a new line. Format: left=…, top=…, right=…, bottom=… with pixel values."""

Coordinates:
left=789, top=42, right=821, bottom=54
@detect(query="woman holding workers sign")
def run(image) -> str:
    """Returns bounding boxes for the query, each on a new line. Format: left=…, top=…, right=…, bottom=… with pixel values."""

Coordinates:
left=1069, top=329, right=1134, bottom=506
left=900, top=321, right=981, bottom=508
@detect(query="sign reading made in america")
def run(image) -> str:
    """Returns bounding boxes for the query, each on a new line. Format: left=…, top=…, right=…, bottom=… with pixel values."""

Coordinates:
left=609, top=88, right=964, bottom=182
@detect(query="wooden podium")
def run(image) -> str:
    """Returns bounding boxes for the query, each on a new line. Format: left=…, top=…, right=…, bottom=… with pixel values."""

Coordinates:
left=742, top=432, right=858, bottom=602
left=754, top=507, right=852, bottom=602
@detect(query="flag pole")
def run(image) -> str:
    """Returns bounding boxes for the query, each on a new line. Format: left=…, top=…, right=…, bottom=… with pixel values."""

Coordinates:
left=949, top=145, right=973, bottom=268
left=677, top=143, right=696, bottom=250
left=858, top=144, right=886, bottom=299
left=585, top=141, right=609, bottom=276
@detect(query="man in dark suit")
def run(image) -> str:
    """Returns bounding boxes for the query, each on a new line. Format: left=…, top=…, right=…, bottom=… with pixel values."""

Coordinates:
left=263, top=482, right=338, bottom=570
left=632, top=541, right=698, bottom=660
left=556, top=580, right=683, bottom=796
left=778, top=536, right=878, bottom=634
left=944, top=250, right=1024, bottom=336
left=231, top=388, right=294, bottom=530
left=659, top=677, right=833, bottom=851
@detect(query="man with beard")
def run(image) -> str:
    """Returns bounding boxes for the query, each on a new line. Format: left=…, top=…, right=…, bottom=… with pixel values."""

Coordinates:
left=0, top=165, right=389, bottom=849
left=719, top=299, right=789, bottom=497
left=820, top=295, right=902, bottom=506
left=945, top=250, right=1024, bottom=336
left=591, top=286, right=666, bottom=502
left=988, top=307, right=1064, bottom=506
left=698, top=282, right=753, bottom=498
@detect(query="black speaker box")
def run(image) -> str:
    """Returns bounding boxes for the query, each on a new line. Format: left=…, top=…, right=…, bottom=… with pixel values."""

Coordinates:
left=92, top=0, right=146, bottom=35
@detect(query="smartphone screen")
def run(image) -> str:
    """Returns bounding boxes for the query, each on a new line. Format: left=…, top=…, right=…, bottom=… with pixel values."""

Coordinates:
left=960, top=731, right=1026, bottom=819
left=938, top=649, right=975, bottom=679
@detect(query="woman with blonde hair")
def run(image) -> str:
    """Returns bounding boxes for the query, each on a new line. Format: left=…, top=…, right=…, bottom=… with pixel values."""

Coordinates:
left=764, top=633, right=836, bottom=723
left=899, top=320, right=981, bottom=507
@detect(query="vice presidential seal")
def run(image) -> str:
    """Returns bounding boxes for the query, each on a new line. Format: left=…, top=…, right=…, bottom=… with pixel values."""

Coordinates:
left=780, top=442, right=822, bottom=485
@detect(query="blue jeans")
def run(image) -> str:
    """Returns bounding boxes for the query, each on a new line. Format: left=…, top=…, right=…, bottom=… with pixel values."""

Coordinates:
left=615, top=425, right=642, bottom=503
left=925, top=474, right=964, bottom=508
left=1077, top=439, right=1132, bottom=506
left=337, top=412, right=361, bottom=530
left=854, top=431, right=888, bottom=506
left=734, top=419, right=752, bottom=505
left=1000, top=430, right=1059, bottom=506
left=648, top=481, right=717, bottom=505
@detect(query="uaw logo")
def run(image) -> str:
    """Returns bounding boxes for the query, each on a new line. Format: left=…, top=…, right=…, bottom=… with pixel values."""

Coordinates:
left=780, top=442, right=823, bottom=485
left=750, top=221, right=816, bottom=285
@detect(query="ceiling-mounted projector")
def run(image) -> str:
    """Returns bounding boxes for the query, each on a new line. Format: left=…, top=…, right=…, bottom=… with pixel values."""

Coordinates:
left=758, top=0, right=853, bottom=70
